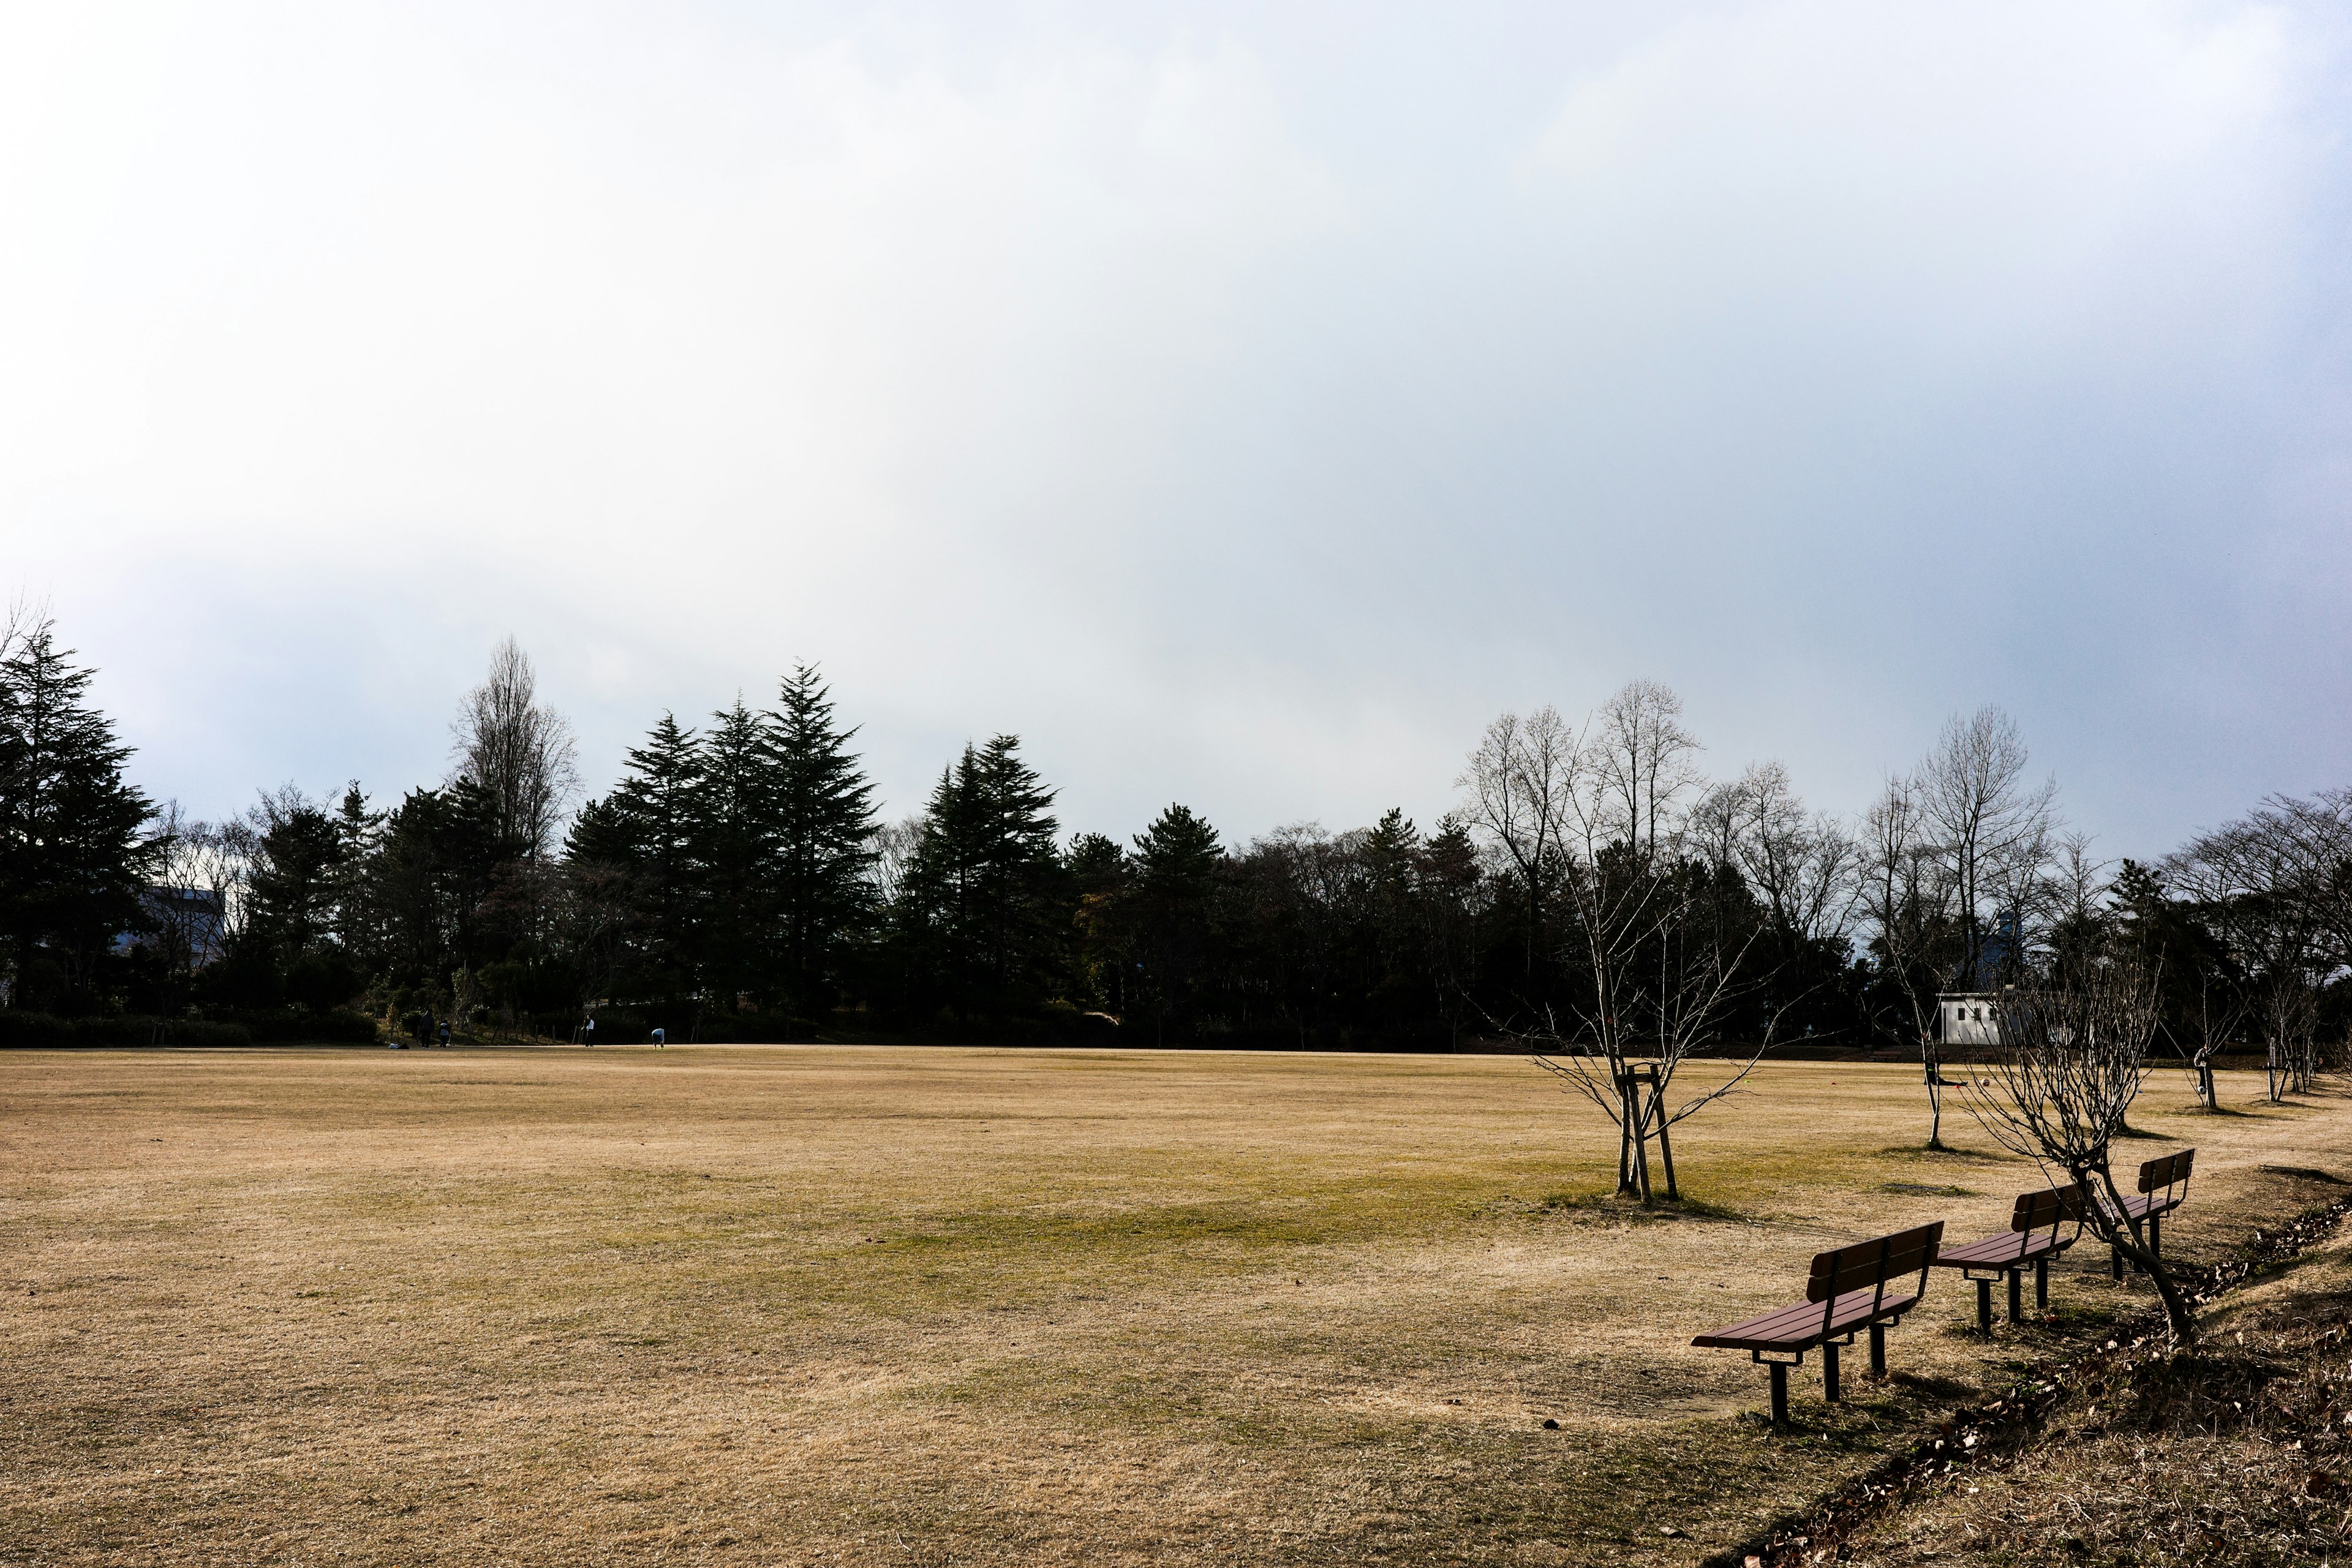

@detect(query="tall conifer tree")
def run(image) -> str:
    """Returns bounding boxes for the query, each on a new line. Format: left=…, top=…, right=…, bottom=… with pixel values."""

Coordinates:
left=902, top=734, right=1063, bottom=1015
left=695, top=698, right=781, bottom=1004
left=586, top=714, right=704, bottom=999
left=767, top=665, right=876, bottom=1014
left=0, top=618, right=156, bottom=1004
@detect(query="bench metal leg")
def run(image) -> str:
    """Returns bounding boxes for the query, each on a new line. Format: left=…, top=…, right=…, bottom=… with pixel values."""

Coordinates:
left=1769, top=1362, right=1789, bottom=1427
left=2149, top=1215, right=2160, bottom=1259
left=1869, top=1322, right=1887, bottom=1378
left=1976, top=1278, right=1993, bottom=1335
left=1822, top=1342, right=1841, bottom=1403
left=2111, top=1242, right=2123, bottom=1281
left=2007, top=1268, right=2023, bottom=1324
left=2035, top=1256, right=2049, bottom=1310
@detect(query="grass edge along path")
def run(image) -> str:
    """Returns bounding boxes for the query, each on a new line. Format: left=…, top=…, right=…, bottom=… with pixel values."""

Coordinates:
left=1702, top=1192, right=2352, bottom=1568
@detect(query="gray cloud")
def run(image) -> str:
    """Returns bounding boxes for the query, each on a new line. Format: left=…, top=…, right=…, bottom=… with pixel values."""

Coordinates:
left=4, top=1, right=2346, bottom=855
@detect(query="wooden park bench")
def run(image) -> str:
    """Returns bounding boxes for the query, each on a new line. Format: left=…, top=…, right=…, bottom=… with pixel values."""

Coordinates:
left=1929, top=1185, right=2085, bottom=1333
left=1692, top=1222, right=1943, bottom=1427
left=2104, top=1148, right=2194, bottom=1278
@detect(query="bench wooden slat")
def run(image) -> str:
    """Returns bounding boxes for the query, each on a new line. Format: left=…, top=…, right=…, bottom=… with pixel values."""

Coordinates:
left=2114, top=1190, right=2184, bottom=1221
left=2139, top=1149, right=2194, bottom=1193
left=2098, top=1151, right=2193, bottom=1229
left=2011, top=1183, right=2086, bottom=1232
left=1692, top=1283, right=1925, bottom=1352
left=1932, top=1231, right=2065, bottom=1268
left=1807, top=1221, right=1942, bottom=1303
left=1932, top=1184, right=2086, bottom=1275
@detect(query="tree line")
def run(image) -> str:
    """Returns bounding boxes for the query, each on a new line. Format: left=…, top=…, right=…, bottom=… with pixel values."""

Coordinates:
left=2, top=610, right=2346, bottom=1064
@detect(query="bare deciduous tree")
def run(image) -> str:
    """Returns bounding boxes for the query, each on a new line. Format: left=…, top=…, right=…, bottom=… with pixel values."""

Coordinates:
left=1704, top=761, right=1861, bottom=951
left=143, top=802, right=245, bottom=1008
left=2168, top=793, right=2352, bottom=1103
left=1958, top=964, right=2197, bottom=1344
left=1590, top=678, right=1703, bottom=859
left=867, top=816, right=925, bottom=910
left=1455, top=707, right=1576, bottom=982
left=451, top=638, right=579, bottom=862
left=1915, top=705, right=2059, bottom=987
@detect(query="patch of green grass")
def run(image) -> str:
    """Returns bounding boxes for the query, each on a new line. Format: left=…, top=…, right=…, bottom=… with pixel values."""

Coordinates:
left=1875, top=1144, right=2012, bottom=1163
left=1534, top=1189, right=1746, bottom=1223
left=1879, top=1182, right=1977, bottom=1197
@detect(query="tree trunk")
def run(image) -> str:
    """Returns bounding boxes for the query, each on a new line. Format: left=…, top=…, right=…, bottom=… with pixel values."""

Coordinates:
left=2090, top=1170, right=2198, bottom=1347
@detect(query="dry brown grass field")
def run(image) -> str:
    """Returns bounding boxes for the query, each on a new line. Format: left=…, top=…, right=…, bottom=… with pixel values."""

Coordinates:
left=3, top=1046, right=2347, bottom=1567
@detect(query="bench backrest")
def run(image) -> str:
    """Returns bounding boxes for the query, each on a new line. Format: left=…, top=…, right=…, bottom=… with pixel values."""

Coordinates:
left=2010, top=1183, right=2087, bottom=1234
left=1806, top=1221, right=1943, bottom=1305
left=2138, top=1148, right=2195, bottom=1195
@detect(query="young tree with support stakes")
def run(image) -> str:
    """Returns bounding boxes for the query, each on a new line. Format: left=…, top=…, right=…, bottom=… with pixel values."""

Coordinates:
left=2182, top=970, right=2246, bottom=1112
left=1861, top=708, right=2064, bottom=1150
left=1474, top=682, right=1779, bottom=1205
left=1859, top=773, right=1963, bottom=1149
left=1958, top=963, right=2199, bottom=1346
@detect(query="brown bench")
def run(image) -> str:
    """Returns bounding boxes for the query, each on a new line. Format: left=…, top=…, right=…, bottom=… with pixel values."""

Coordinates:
left=2104, top=1148, right=2194, bottom=1277
left=1930, top=1185, right=2085, bottom=1332
left=1692, top=1222, right=1942, bottom=1426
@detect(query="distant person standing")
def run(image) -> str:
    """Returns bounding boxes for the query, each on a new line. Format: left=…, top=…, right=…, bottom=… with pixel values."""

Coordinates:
left=439, top=1019, right=451, bottom=1049
left=419, top=1008, right=435, bottom=1050
left=582, top=1014, right=595, bottom=1048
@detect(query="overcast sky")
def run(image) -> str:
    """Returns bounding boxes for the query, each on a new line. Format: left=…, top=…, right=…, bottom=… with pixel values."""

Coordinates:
left=4, top=1, right=2348, bottom=858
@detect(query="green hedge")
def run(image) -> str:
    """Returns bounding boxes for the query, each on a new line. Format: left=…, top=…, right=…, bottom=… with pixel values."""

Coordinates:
left=230, top=1008, right=381, bottom=1044
left=0, top=1012, right=251, bottom=1047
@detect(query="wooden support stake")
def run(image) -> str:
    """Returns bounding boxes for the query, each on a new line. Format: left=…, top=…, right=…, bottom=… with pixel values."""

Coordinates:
left=1616, top=1071, right=1637, bottom=1196
left=1646, top=1066, right=1679, bottom=1201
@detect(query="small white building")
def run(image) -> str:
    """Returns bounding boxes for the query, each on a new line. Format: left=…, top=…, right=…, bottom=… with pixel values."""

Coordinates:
left=1938, top=992, right=2002, bottom=1047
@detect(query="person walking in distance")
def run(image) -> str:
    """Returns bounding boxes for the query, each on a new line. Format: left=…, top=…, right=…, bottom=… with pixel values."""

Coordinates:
left=583, top=1014, right=595, bottom=1049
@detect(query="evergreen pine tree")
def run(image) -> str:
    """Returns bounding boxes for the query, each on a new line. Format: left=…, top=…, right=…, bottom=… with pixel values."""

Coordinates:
left=1131, top=804, right=1223, bottom=1044
left=901, top=736, right=1063, bottom=1017
left=244, top=791, right=349, bottom=969
left=1066, top=831, right=1131, bottom=1014
left=695, top=698, right=782, bottom=1006
left=972, top=736, right=1060, bottom=995
left=0, top=617, right=156, bottom=1007
left=767, top=665, right=876, bottom=1016
left=329, top=784, right=385, bottom=971
left=588, top=713, right=704, bottom=1002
